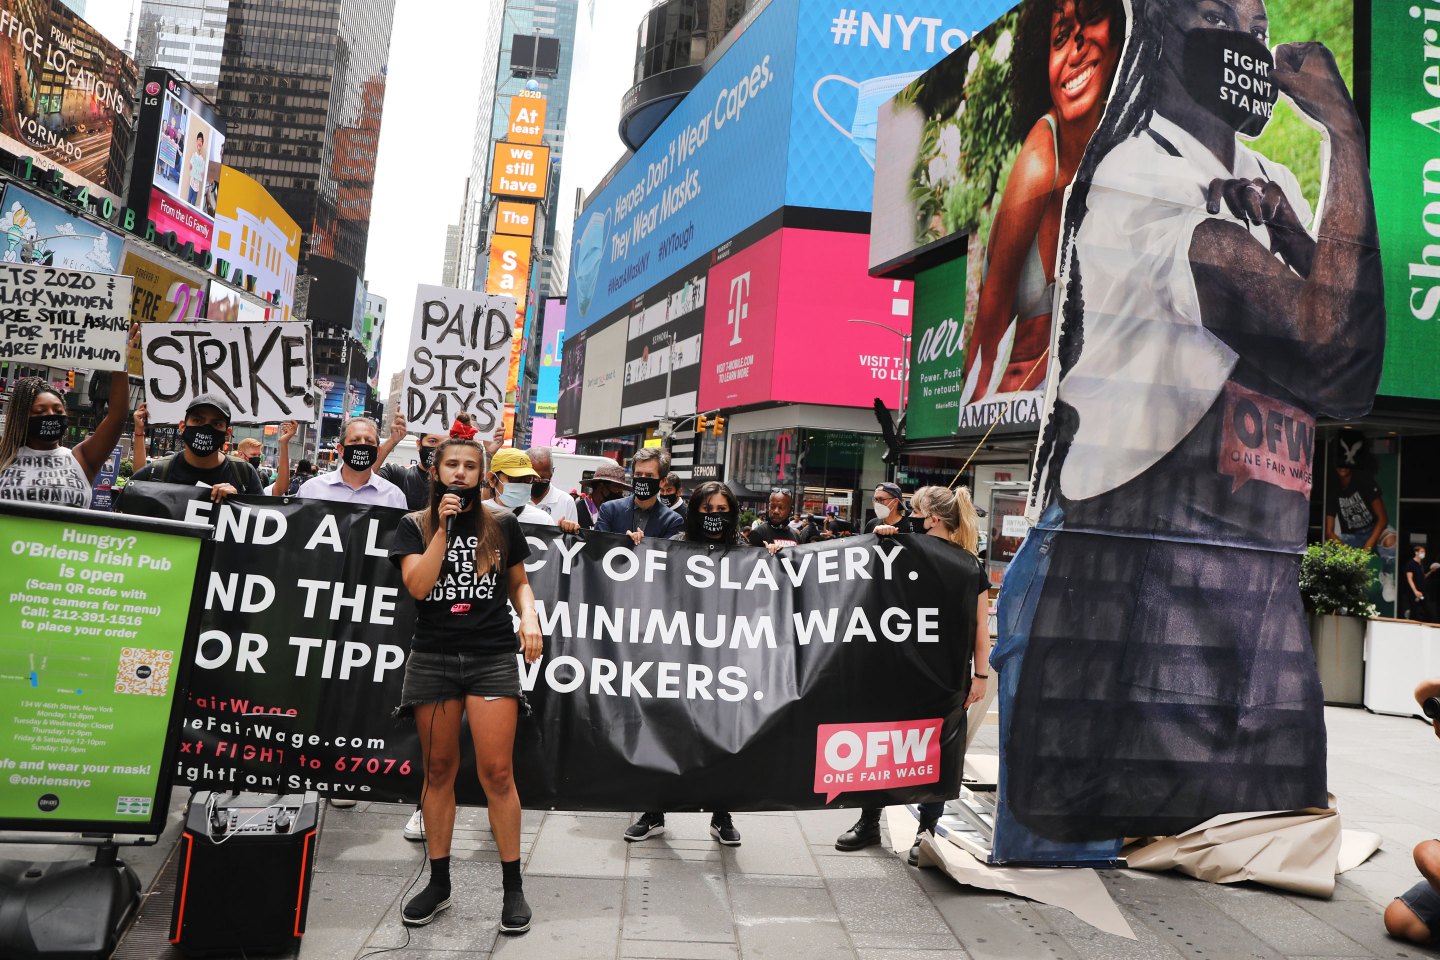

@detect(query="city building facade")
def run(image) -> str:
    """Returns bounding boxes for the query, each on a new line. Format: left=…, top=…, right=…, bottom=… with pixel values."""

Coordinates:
left=134, top=0, right=230, bottom=96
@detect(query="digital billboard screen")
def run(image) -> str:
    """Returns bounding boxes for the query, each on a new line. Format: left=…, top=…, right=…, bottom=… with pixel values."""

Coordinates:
left=212, top=166, right=300, bottom=322
left=0, top=0, right=137, bottom=199
left=536, top=298, right=566, bottom=416
left=0, top=183, right=123, bottom=273
left=130, top=68, right=226, bottom=254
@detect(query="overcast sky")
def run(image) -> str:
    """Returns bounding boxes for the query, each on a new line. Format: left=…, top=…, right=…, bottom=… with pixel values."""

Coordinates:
left=88, top=0, right=650, bottom=387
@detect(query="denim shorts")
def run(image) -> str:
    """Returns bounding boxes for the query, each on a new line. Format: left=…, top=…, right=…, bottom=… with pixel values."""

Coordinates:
left=1399, top=880, right=1440, bottom=940
left=396, top=647, right=522, bottom=718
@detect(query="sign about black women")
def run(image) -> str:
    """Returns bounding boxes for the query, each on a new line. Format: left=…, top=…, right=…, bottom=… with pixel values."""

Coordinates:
left=119, top=483, right=974, bottom=811
left=402, top=286, right=513, bottom=435
left=0, top=263, right=132, bottom=370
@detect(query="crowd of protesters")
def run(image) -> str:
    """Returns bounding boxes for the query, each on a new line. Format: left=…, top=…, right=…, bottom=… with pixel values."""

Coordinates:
left=0, top=375, right=993, bottom=938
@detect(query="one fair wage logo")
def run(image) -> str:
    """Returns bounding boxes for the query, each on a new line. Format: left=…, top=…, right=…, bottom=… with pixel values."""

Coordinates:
left=814, top=718, right=942, bottom=802
left=727, top=273, right=750, bottom=346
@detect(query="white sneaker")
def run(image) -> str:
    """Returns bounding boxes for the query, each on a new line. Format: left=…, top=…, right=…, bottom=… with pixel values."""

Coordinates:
left=328, top=799, right=357, bottom=808
left=403, top=808, right=425, bottom=841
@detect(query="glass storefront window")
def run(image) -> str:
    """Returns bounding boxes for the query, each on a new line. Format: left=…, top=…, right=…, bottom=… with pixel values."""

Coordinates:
left=726, top=427, right=888, bottom=520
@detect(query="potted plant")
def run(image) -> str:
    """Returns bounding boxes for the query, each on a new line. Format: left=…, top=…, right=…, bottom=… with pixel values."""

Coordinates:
left=1299, top=540, right=1378, bottom=706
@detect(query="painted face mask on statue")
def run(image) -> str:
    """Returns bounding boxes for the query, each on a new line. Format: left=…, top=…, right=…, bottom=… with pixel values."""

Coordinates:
left=1182, top=28, right=1278, bottom=139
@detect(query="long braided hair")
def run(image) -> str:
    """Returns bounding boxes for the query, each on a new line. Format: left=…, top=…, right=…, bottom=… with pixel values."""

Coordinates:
left=414, top=437, right=507, bottom=577
left=0, top=376, right=63, bottom=475
left=1032, top=0, right=1164, bottom=509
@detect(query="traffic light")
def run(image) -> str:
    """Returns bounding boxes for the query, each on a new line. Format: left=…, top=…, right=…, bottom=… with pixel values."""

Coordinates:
left=65, top=370, right=75, bottom=390
left=697, top=415, right=710, bottom=434
left=712, top=416, right=725, bottom=437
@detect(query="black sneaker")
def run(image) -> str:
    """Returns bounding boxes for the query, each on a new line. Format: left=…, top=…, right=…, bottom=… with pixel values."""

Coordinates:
left=834, top=811, right=881, bottom=851
left=709, top=813, right=741, bottom=846
left=401, top=882, right=451, bottom=926
left=624, top=811, right=665, bottom=842
left=499, top=888, right=532, bottom=934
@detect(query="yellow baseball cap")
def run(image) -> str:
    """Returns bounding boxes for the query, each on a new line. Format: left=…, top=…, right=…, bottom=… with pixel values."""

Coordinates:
left=489, top=447, right=539, bottom=479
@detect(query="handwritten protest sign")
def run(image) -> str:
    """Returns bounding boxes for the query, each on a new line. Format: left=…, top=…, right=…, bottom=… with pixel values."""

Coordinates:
left=141, top=321, right=314, bottom=424
left=402, top=285, right=513, bottom=433
left=0, top=263, right=132, bottom=371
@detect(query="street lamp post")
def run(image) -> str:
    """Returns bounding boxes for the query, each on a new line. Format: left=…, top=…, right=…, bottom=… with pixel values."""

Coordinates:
left=846, top=319, right=910, bottom=419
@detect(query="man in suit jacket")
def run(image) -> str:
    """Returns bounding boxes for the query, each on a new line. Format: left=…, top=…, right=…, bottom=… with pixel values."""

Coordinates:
left=596, top=447, right=683, bottom=543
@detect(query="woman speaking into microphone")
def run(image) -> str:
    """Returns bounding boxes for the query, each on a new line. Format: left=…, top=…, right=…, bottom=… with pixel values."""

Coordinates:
left=389, top=436, right=543, bottom=936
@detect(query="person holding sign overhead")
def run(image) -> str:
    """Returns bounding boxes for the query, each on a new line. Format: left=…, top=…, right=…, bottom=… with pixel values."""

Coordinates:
left=389, top=435, right=543, bottom=936
left=0, top=370, right=133, bottom=508
left=595, top=448, right=683, bottom=543
left=126, top=394, right=263, bottom=502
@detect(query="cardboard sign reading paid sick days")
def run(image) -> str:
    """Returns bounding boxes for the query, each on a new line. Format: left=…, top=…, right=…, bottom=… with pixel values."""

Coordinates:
left=402, top=285, right=514, bottom=434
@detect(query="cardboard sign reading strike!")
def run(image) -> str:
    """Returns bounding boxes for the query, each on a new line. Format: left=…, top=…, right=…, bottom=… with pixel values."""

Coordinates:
left=142, top=321, right=314, bottom=424
left=402, top=286, right=514, bottom=434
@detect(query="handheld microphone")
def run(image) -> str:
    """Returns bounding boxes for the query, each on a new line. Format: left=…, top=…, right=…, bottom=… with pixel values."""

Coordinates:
left=445, top=485, right=466, bottom=543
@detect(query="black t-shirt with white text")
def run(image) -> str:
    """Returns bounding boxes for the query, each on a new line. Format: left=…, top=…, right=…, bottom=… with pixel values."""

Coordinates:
left=865, top=511, right=926, bottom=535
left=378, top=462, right=431, bottom=511
left=389, top=510, right=530, bottom=653
left=1327, top=474, right=1383, bottom=535
left=748, top=521, right=800, bottom=548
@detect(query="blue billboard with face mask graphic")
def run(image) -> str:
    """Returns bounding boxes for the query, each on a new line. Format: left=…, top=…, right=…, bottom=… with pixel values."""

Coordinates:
left=788, top=1, right=1012, bottom=211
left=570, top=0, right=1012, bottom=333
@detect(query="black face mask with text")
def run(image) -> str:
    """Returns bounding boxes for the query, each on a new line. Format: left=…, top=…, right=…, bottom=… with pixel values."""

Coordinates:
left=182, top=424, right=226, bottom=456
left=1182, top=28, right=1277, bottom=139
left=417, top=446, right=436, bottom=470
left=701, top=511, right=734, bottom=537
left=341, top=443, right=378, bottom=471
left=633, top=476, right=660, bottom=500
left=28, top=414, right=67, bottom=444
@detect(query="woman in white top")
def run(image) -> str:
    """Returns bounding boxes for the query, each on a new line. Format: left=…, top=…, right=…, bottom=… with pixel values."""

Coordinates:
left=997, top=0, right=1382, bottom=844
left=0, top=370, right=133, bottom=509
left=965, top=0, right=1125, bottom=405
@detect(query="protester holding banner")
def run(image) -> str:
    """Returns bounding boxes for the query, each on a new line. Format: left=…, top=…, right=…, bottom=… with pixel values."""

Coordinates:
left=625, top=480, right=750, bottom=846
left=596, top=449, right=683, bottom=542
left=126, top=394, right=263, bottom=501
left=576, top=462, right=627, bottom=528
left=748, top=490, right=800, bottom=550
left=389, top=436, right=542, bottom=935
left=0, top=370, right=132, bottom=507
left=834, top=485, right=992, bottom=856
left=296, top=417, right=406, bottom=509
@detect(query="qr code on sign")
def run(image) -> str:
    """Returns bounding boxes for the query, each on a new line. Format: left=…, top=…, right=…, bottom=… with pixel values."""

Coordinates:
left=114, top=648, right=173, bottom=696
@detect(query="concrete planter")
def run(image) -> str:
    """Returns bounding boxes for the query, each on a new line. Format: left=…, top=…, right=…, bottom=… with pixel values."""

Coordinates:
left=1309, top=613, right=1367, bottom=707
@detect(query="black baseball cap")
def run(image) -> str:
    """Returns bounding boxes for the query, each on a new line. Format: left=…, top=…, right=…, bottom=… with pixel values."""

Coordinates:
left=876, top=482, right=903, bottom=500
left=185, top=393, right=233, bottom=422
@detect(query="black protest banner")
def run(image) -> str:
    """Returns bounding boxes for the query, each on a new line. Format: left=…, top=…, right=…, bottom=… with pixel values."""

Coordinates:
left=0, top=263, right=132, bottom=370
left=141, top=321, right=315, bottom=424
left=120, top=482, right=973, bottom=810
left=402, top=285, right=512, bottom=435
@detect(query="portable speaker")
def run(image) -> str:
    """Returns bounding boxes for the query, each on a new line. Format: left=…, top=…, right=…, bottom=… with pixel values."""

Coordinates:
left=169, top=791, right=319, bottom=957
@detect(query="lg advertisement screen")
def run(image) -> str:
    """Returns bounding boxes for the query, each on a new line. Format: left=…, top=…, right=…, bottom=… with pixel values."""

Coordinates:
left=131, top=68, right=226, bottom=254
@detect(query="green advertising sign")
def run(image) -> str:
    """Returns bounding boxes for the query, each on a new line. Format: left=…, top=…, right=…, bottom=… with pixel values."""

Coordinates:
left=0, top=510, right=203, bottom=831
left=907, top=256, right=970, bottom=439
left=1372, top=0, right=1440, bottom=399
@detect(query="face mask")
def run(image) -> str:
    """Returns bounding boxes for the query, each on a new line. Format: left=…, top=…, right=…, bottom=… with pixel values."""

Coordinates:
left=701, top=511, right=733, bottom=537
left=417, top=446, right=436, bottom=470
left=575, top=210, right=607, bottom=316
left=182, top=424, right=225, bottom=456
left=633, top=476, right=659, bottom=500
left=813, top=71, right=923, bottom=169
left=247, top=455, right=263, bottom=469
left=433, top=478, right=479, bottom=507
left=28, top=414, right=66, bottom=443
left=660, top=493, right=680, bottom=507
left=341, top=443, right=377, bottom=471
left=531, top=479, right=551, bottom=498
left=497, top=480, right=531, bottom=509
left=873, top=502, right=892, bottom=520
left=1182, top=28, right=1277, bottom=139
